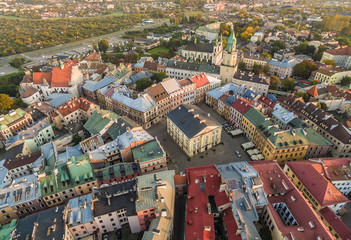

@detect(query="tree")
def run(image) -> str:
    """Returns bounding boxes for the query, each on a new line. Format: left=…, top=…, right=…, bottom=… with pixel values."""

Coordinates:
left=338, top=37, right=351, bottom=47
left=98, top=39, right=109, bottom=53
left=309, top=80, right=319, bottom=86
left=262, top=65, right=270, bottom=74
left=151, top=71, right=167, bottom=83
left=72, top=134, right=82, bottom=145
left=260, top=52, right=272, bottom=59
left=282, top=77, right=296, bottom=91
left=295, top=92, right=308, bottom=102
left=269, top=75, right=280, bottom=90
left=322, top=59, right=336, bottom=66
left=238, top=62, right=246, bottom=71
left=92, top=41, right=98, bottom=52
left=313, top=45, right=328, bottom=61
left=293, top=60, right=317, bottom=78
left=0, top=94, right=14, bottom=112
left=341, top=76, right=351, bottom=86
left=253, top=63, right=261, bottom=74
left=135, top=78, right=153, bottom=91
left=9, top=57, right=26, bottom=68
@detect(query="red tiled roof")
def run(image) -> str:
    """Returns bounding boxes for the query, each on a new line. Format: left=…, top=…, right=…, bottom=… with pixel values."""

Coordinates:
left=191, top=73, right=210, bottom=89
left=319, top=206, right=351, bottom=240
left=326, top=46, right=351, bottom=56
left=258, top=95, right=276, bottom=108
left=84, top=52, right=101, bottom=61
left=308, top=158, right=351, bottom=183
left=219, top=94, right=229, bottom=103
left=230, top=98, right=252, bottom=115
left=57, top=97, right=94, bottom=117
left=32, top=72, right=52, bottom=84
left=251, top=161, right=334, bottom=240
left=222, top=208, right=241, bottom=240
left=104, top=87, right=116, bottom=98
left=178, top=78, right=193, bottom=86
left=307, top=85, right=318, bottom=97
left=286, top=162, right=349, bottom=207
left=186, top=165, right=234, bottom=240
left=22, top=87, right=38, bottom=98
left=96, top=65, right=108, bottom=75
left=326, top=85, right=351, bottom=101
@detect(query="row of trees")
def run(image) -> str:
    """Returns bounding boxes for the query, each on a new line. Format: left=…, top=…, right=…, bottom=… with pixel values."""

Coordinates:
left=0, top=13, right=141, bottom=57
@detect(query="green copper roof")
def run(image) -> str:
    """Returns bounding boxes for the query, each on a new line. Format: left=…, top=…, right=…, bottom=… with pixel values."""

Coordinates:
left=244, top=108, right=266, bottom=127
left=66, top=155, right=96, bottom=187
left=96, top=162, right=141, bottom=182
left=0, top=108, right=27, bottom=130
left=226, top=30, right=236, bottom=53
left=257, top=121, right=331, bottom=149
left=39, top=154, right=95, bottom=197
left=132, top=139, right=165, bottom=163
left=0, top=219, right=17, bottom=240
left=84, top=110, right=121, bottom=135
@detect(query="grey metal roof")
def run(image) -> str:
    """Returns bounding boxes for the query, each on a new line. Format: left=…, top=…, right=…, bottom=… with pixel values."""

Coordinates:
left=183, top=43, right=214, bottom=53
left=14, top=204, right=66, bottom=240
left=167, top=104, right=219, bottom=139
left=93, top=180, right=137, bottom=217
left=83, top=76, right=116, bottom=92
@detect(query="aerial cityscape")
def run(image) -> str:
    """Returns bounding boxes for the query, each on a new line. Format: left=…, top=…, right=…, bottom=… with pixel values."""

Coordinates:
left=0, top=0, right=351, bottom=239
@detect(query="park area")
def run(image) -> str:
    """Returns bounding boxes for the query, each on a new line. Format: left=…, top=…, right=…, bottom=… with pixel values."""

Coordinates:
left=146, top=46, right=170, bottom=55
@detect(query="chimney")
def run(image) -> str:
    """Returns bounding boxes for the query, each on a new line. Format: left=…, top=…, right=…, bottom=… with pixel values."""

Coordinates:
left=207, top=203, right=211, bottom=215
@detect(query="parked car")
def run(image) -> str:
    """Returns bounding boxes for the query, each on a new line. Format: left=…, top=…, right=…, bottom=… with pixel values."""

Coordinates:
left=235, top=151, right=241, bottom=158
left=103, top=235, right=109, bottom=240
left=116, top=229, right=122, bottom=240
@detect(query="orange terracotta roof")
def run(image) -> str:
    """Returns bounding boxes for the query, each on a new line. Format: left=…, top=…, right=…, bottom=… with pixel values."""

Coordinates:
left=191, top=73, right=210, bottom=89
left=32, top=72, right=52, bottom=84
left=174, top=174, right=187, bottom=186
left=307, top=85, right=318, bottom=97
left=57, top=97, right=94, bottom=117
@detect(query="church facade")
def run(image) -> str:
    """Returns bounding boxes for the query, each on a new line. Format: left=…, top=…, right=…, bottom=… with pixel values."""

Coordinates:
left=180, top=38, right=223, bottom=65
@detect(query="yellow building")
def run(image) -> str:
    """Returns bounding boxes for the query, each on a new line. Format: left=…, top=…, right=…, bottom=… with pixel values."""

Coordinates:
left=284, top=161, right=350, bottom=239
left=312, top=66, right=351, bottom=85
left=167, top=104, right=222, bottom=157
left=240, top=107, right=265, bottom=141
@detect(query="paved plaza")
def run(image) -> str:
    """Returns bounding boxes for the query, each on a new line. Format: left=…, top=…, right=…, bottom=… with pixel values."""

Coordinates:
left=147, top=102, right=251, bottom=173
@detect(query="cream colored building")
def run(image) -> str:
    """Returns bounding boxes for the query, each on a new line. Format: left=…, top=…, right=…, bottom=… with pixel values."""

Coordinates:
left=167, top=104, right=222, bottom=157
left=312, top=66, right=351, bottom=85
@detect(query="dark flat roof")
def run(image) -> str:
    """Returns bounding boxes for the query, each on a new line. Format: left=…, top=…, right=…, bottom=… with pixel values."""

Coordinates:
left=93, top=180, right=137, bottom=217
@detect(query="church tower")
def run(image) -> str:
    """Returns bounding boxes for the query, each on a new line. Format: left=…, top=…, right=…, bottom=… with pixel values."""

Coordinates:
left=220, top=25, right=238, bottom=83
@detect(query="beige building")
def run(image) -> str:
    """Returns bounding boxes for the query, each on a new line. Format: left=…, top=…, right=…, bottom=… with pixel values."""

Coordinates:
left=312, top=66, right=351, bottom=85
left=51, top=98, right=100, bottom=130
left=242, top=54, right=269, bottom=70
left=167, top=104, right=222, bottom=157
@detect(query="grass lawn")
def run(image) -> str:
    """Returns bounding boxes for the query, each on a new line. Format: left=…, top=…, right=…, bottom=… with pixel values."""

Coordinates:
left=183, top=11, right=204, bottom=17
left=0, top=14, right=26, bottom=19
left=103, top=12, right=127, bottom=17
left=147, top=46, right=169, bottom=55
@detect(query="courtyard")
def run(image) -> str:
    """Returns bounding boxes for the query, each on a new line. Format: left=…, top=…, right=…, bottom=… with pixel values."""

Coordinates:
left=147, top=102, right=252, bottom=173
